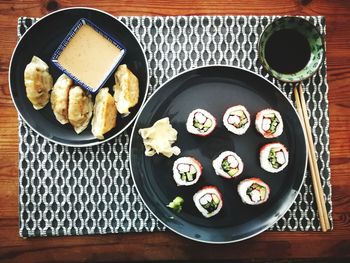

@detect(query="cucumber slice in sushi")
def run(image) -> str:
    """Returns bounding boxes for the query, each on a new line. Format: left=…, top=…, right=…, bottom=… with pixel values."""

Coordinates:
left=237, top=178, right=270, bottom=205
left=255, top=109, right=283, bottom=138
left=173, top=157, right=202, bottom=186
left=193, top=186, right=223, bottom=218
left=223, top=105, right=251, bottom=135
left=260, top=142, right=289, bottom=173
left=186, top=109, right=216, bottom=136
left=212, top=151, right=244, bottom=179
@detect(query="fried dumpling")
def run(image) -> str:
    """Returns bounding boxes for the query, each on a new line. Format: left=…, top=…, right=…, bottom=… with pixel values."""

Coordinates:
left=50, top=74, right=73, bottom=124
left=91, top=87, right=117, bottom=139
left=68, top=86, right=93, bottom=134
left=24, top=56, right=53, bottom=110
left=113, top=64, right=139, bottom=115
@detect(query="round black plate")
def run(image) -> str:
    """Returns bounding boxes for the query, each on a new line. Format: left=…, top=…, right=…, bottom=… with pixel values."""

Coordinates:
left=9, top=7, right=149, bottom=147
left=130, top=65, right=307, bottom=243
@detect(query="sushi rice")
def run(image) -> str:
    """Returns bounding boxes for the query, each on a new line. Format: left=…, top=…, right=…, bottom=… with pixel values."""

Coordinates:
left=237, top=178, right=270, bottom=205
left=255, top=109, right=283, bottom=138
left=223, top=105, right=250, bottom=135
left=212, top=151, right=244, bottom=179
left=172, top=157, right=202, bottom=186
left=193, top=186, right=223, bottom=218
left=186, top=109, right=216, bottom=136
left=260, top=142, right=289, bottom=173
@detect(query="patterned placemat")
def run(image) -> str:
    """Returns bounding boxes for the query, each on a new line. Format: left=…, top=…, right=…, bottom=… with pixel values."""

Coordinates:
left=17, top=15, right=332, bottom=238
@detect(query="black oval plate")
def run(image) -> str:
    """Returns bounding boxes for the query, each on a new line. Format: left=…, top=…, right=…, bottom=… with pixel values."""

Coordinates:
left=129, top=65, right=307, bottom=243
left=9, top=7, right=149, bottom=147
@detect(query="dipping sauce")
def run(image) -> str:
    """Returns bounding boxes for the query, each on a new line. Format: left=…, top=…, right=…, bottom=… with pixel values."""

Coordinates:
left=264, top=29, right=311, bottom=74
left=57, top=23, right=123, bottom=91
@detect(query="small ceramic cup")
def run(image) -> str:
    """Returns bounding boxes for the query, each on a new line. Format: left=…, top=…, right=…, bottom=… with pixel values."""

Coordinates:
left=258, top=17, right=325, bottom=83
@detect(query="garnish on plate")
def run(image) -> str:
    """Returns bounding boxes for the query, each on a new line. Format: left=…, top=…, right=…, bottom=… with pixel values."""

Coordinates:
left=167, top=196, right=184, bottom=213
left=138, top=117, right=181, bottom=158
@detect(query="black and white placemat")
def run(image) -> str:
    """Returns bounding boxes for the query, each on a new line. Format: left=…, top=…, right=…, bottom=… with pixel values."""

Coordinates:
left=17, top=15, right=332, bottom=238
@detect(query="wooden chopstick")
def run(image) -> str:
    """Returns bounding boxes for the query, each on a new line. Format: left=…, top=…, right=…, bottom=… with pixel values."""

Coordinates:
left=294, top=84, right=330, bottom=232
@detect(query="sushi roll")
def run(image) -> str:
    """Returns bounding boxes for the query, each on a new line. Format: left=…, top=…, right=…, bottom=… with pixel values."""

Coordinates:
left=237, top=178, right=270, bottom=205
left=193, top=186, right=223, bottom=218
left=172, top=157, right=203, bottom=186
left=186, top=109, right=216, bottom=136
left=260, top=142, right=289, bottom=173
left=212, top=151, right=244, bottom=179
left=223, top=105, right=250, bottom=135
left=255, top=109, right=283, bottom=138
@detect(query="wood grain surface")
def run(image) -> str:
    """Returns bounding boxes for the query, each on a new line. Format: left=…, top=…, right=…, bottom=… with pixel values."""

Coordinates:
left=0, top=0, right=349, bottom=262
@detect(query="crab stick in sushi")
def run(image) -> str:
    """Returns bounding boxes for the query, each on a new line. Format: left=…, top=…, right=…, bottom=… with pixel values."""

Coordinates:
left=237, top=178, right=270, bottom=205
left=212, top=151, right=244, bottom=179
left=172, top=157, right=202, bottom=186
left=193, top=186, right=223, bottom=218
left=223, top=105, right=250, bottom=135
left=255, top=109, right=283, bottom=138
left=186, top=109, right=216, bottom=136
left=260, top=142, right=289, bottom=173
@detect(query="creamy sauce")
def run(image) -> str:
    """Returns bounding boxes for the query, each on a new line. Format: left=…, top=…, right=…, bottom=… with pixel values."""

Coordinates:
left=58, top=24, right=122, bottom=91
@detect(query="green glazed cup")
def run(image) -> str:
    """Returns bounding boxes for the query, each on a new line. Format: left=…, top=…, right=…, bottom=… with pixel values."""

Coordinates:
left=258, top=17, right=325, bottom=83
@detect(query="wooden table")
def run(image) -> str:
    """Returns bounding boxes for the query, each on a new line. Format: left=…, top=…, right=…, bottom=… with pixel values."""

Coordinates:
left=0, top=1, right=349, bottom=262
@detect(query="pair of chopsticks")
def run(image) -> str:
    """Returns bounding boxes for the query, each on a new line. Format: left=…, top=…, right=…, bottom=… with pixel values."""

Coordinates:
left=294, top=84, right=330, bottom=232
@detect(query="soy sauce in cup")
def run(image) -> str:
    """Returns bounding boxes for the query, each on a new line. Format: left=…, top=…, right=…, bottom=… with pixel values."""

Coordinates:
left=258, top=17, right=325, bottom=83
left=264, top=29, right=311, bottom=74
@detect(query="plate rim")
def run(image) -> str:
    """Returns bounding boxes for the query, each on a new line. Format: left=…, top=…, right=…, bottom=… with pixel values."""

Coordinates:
left=9, top=6, right=150, bottom=147
left=129, top=64, right=308, bottom=244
